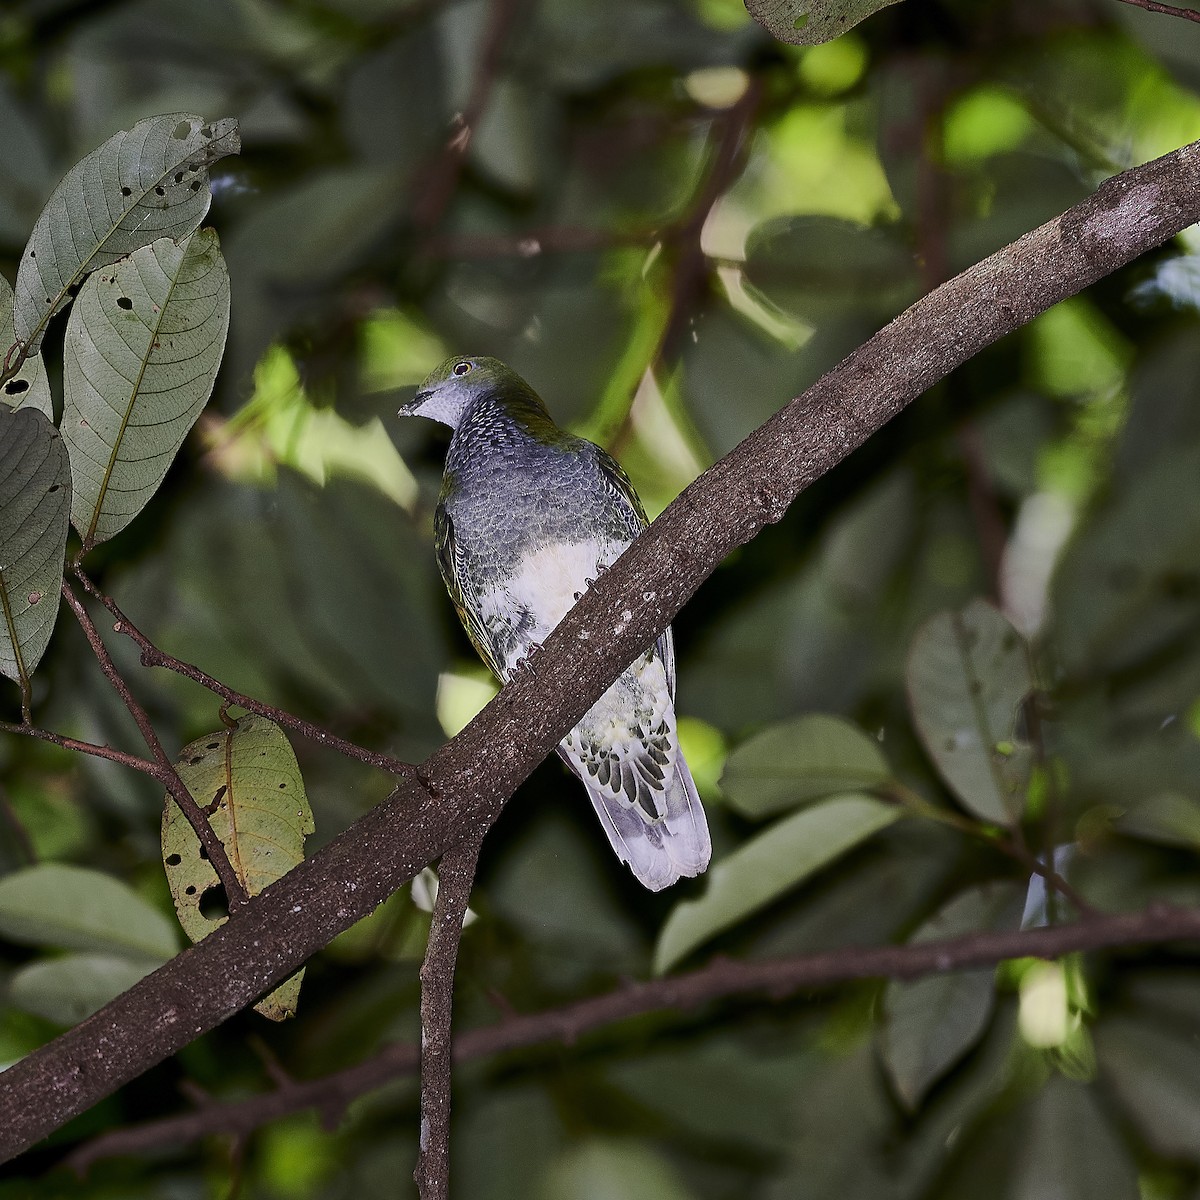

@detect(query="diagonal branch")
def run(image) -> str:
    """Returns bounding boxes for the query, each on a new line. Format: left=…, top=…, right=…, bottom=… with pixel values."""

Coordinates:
left=2, top=136, right=1199, bottom=1165
left=60, top=582, right=249, bottom=912
left=65, top=899, right=1200, bottom=1172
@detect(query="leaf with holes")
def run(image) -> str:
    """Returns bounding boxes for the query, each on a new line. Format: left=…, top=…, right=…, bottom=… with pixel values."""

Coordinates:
left=0, top=274, right=50, bottom=418
left=62, top=229, right=229, bottom=549
left=906, top=599, right=1033, bottom=825
left=745, top=0, right=905, bottom=45
left=163, top=714, right=314, bottom=1020
left=0, top=406, right=70, bottom=708
left=13, top=112, right=238, bottom=355
left=721, top=713, right=892, bottom=819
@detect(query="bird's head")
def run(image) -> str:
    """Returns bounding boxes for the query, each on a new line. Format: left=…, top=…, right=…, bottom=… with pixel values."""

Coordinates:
left=399, top=355, right=524, bottom=430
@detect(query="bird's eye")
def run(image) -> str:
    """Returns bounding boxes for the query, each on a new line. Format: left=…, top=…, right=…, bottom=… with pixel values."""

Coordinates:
left=452, top=361, right=473, bottom=377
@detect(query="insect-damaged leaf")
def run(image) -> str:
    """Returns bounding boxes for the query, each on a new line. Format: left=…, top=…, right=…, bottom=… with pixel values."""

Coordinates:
left=0, top=274, right=51, bottom=418
left=62, top=229, right=230, bottom=549
left=906, top=599, right=1033, bottom=825
left=744, top=0, right=905, bottom=46
left=13, top=112, right=238, bottom=355
left=162, top=714, right=314, bottom=1020
left=0, top=406, right=70, bottom=708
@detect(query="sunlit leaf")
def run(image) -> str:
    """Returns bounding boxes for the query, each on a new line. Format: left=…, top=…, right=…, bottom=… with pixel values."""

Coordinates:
left=13, top=112, right=238, bottom=354
left=906, top=599, right=1033, bottom=825
left=0, top=863, right=178, bottom=960
left=163, top=714, right=314, bottom=1020
left=0, top=406, right=70, bottom=703
left=0, top=274, right=50, bottom=418
left=8, top=953, right=158, bottom=1026
left=744, top=0, right=905, bottom=46
left=654, top=794, right=899, bottom=973
left=721, top=713, right=891, bottom=818
left=62, top=229, right=230, bottom=549
left=880, top=883, right=1024, bottom=1110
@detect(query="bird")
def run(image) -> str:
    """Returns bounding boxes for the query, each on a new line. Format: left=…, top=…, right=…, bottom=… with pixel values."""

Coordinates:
left=399, top=355, right=711, bottom=891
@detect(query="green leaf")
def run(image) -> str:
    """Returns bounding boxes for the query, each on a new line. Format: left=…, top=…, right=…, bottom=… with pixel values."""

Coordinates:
left=163, top=714, right=314, bottom=1021
left=62, top=229, right=230, bottom=549
left=1052, top=443, right=1200, bottom=675
left=654, top=794, right=899, bottom=973
left=721, top=713, right=891, bottom=818
left=744, top=0, right=905, bottom=45
left=13, top=112, right=239, bottom=354
left=742, top=215, right=918, bottom=323
left=934, top=1073, right=1139, bottom=1200
left=542, top=1140, right=693, bottom=1200
left=879, top=882, right=1024, bottom=1110
left=906, top=599, right=1033, bottom=824
left=1096, top=1016, right=1200, bottom=1159
left=1115, top=791, right=1200, bottom=850
left=0, top=863, right=178, bottom=960
left=0, top=407, right=70, bottom=706
left=0, top=274, right=51, bottom=418
left=8, top=953, right=158, bottom=1026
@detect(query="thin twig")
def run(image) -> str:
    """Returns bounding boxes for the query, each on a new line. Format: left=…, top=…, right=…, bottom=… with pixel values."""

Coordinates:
left=60, top=582, right=249, bottom=911
left=0, top=720, right=163, bottom=779
left=605, top=81, right=761, bottom=454
left=1115, top=0, right=1200, bottom=21
left=65, top=899, right=1200, bottom=1172
left=72, top=568, right=416, bottom=778
left=414, top=837, right=484, bottom=1200
left=410, top=0, right=522, bottom=233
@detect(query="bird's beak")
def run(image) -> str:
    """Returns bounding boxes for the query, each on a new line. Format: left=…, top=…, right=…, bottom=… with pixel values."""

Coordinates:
left=397, top=389, right=431, bottom=417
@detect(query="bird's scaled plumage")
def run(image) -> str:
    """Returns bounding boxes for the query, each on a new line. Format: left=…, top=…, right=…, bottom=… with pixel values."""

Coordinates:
left=399, top=355, right=711, bottom=890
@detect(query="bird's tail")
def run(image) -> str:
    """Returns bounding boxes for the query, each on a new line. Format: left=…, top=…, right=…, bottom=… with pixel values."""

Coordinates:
left=566, top=749, right=712, bottom=891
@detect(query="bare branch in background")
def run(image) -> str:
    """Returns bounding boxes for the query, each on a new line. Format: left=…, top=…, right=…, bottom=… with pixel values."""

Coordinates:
left=66, top=899, right=1200, bottom=1172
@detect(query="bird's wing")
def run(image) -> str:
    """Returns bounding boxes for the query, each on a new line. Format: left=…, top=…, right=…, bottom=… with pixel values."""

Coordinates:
left=590, top=444, right=677, bottom=696
left=434, top=503, right=509, bottom=681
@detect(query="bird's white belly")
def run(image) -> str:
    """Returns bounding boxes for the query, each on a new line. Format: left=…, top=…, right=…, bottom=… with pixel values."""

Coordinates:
left=479, top=536, right=624, bottom=673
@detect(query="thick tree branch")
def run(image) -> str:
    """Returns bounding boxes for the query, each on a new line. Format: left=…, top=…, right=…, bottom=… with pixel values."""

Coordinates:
left=414, top=838, right=484, bottom=1200
left=2, top=137, right=1199, bottom=1164
left=66, top=900, right=1200, bottom=1171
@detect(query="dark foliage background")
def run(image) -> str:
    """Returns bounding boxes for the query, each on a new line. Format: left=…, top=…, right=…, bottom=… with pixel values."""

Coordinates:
left=4, top=0, right=1200, bottom=1195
